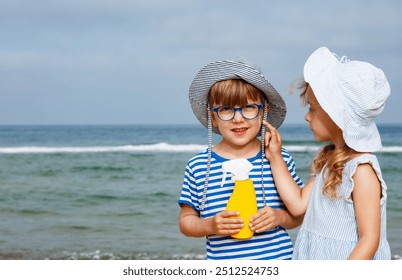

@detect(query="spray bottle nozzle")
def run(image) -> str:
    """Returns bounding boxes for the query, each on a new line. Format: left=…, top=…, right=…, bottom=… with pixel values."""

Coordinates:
left=220, top=158, right=253, bottom=187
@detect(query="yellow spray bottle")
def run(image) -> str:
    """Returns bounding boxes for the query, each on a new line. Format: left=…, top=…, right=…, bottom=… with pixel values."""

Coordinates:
left=221, top=158, right=257, bottom=239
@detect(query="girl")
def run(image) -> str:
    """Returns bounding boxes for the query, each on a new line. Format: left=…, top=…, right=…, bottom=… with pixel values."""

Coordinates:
left=178, top=59, right=304, bottom=259
left=264, top=47, right=391, bottom=259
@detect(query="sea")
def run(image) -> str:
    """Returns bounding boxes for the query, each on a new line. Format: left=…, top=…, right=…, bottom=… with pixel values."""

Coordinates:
left=0, top=124, right=401, bottom=260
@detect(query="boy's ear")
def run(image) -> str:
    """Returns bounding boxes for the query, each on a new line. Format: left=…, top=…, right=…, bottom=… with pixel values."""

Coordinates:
left=266, top=103, right=271, bottom=113
left=210, top=110, right=218, bottom=127
left=206, top=106, right=218, bottom=128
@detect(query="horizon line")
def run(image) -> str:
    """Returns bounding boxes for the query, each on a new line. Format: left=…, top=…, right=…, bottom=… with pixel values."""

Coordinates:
left=0, top=122, right=401, bottom=127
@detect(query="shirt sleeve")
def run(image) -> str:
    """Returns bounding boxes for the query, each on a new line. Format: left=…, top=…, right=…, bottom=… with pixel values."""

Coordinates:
left=178, top=162, right=200, bottom=212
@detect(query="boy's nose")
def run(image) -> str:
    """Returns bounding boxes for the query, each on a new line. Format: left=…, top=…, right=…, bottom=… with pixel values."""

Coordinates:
left=233, top=109, right=244, bottom=122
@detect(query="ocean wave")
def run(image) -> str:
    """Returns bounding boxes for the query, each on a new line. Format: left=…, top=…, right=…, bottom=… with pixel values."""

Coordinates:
left=1, top=143, right=402, bottom=154
left=0, top=143, right=206, bottom=154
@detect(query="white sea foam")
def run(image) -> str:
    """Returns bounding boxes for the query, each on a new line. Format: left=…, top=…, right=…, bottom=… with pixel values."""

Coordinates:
left=0, top=143, right=207, bottom=154
left=284, top=145, right=320, bottom=152
left=379, top=146, right=402, bottom=153
left=0, top=143, right=401, bottom=154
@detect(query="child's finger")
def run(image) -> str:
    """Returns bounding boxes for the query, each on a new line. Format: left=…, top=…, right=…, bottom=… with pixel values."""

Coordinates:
left=222, top=210, right=240, bottom=218
left=263, top=120, right=275, bottom=132
left=221, top=211, right=243, bottom=225
left=274, top=127, right=282, bottom=144
left=264, top=130, right=271, bottom=147
left=263, top=121, right=281, bottom=144
left=263, top=121, right=276, bottom=143
left=226, top=218, right=244, bottom=225
left=262, top=120, right=271, bottom=145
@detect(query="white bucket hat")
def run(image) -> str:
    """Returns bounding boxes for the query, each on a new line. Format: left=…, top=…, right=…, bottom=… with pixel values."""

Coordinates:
left=189, top=58, right=287, bottom=134
left=304, top=47, right=391, bottom=152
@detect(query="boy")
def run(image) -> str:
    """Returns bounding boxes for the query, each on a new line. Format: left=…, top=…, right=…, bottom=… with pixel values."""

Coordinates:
left=178, top=59, right=303, bottom=259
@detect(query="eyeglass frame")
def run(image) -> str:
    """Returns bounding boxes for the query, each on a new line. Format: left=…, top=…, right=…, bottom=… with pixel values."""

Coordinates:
left=210, top=103, right=264, bottom=121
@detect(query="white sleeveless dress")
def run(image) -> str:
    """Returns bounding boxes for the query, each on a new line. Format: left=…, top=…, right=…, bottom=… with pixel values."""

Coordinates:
left=293, top=154, right=391, bottom=259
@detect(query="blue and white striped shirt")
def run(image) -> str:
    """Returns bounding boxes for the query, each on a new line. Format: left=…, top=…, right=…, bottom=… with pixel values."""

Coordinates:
left=179, top=148, right=303, bottom=260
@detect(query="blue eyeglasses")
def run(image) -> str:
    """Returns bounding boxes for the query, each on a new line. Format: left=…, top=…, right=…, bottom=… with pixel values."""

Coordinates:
left=210, top=103, right=264, bottom=121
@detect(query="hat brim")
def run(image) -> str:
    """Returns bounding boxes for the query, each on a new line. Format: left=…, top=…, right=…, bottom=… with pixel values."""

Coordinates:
left=189, top=60, right=287, bottom=134
left=343, top=109, right=383, bottom=152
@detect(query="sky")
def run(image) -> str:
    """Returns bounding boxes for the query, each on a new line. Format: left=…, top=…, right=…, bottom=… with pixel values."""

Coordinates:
left=0, top=0, right=401, bottom=126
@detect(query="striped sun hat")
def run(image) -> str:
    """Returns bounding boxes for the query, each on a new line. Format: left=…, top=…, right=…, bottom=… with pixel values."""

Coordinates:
left=304, top=47, right=391, bottom=152
left=189, top=58, right=287, bottom=135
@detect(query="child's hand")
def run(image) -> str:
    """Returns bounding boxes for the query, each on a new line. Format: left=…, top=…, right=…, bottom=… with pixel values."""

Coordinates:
left=263, top=121, right=283, bottom=160
left=211, top=210, right=243, bottom=236
left=249, top=206, right=282, bottom=233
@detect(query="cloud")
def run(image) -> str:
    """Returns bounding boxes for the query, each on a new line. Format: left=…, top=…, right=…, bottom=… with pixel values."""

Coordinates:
left=0, top=0, right=401, bottom=124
